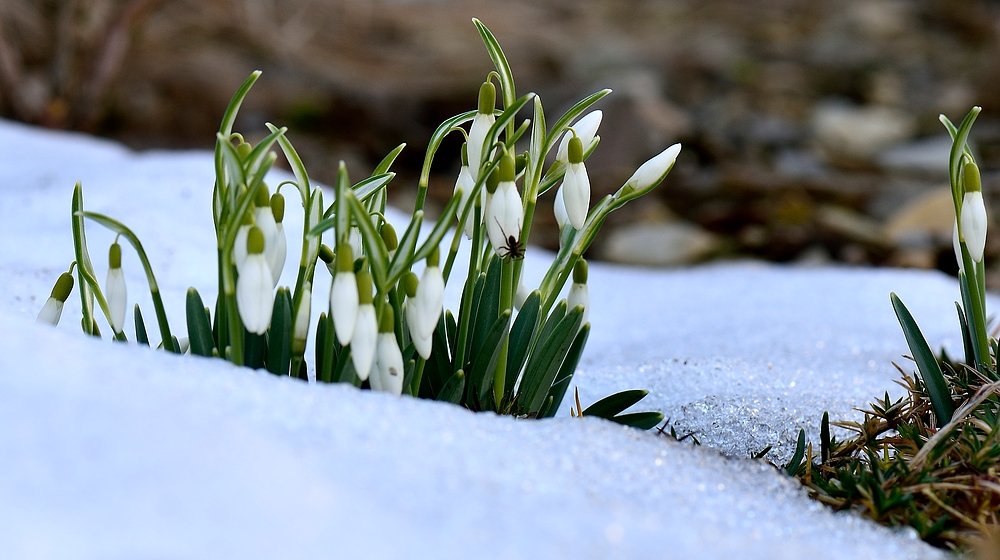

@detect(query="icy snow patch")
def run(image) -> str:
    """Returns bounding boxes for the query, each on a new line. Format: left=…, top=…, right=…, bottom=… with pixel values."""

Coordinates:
left=0, top=118, right=948, bottom=558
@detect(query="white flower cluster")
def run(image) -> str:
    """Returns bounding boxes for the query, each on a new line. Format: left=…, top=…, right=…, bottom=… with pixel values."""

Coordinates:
left=235, top=186, right=287, bottom=335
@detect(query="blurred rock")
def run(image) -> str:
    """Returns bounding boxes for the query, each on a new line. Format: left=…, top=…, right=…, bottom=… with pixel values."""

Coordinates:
left=884, top=187, right=954, bottom=249
left=878, top=136, right=953, bottom=178
left=599, top=220, right=720, bottom=266
left=815, top=204, right=886, bottom=247
left=811, top=102, right=917, bottom=165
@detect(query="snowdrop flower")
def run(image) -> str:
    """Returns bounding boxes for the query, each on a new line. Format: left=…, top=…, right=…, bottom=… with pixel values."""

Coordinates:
left=105, top=241, right=127, bottom=333
left=176, top=337, right=190, bottom=354
left=485, top=153, right=523, bottom=257
left=236, top=226, right=275, bottom=335
left=372, top=306, right=405, bottom=396
left=414, top=248, right=444, bottom=340
left=553, top=186, right=569, bottom=231
left=37, top=268, right=75, bottom=326
left=292, top=281, right=312, bottom=356
left=953, top=220, right=964, bottom=274
left=556, top=110, right=602, bottom=163
left=622, top=143, right=682, bottom=197
left=960, top=161, right=987, bottom=263
left=455, top=143, right=479, bottom=238
left=267, top=192, right=287, bottom=286
left=560, top=136, right=591, bottom=230
left=567, top=259, right=589, bottom=326
left=403, top=272, right=432, bottom=359
left=330, top=243, right=359, bottom=345
left=467, top=81, right=496, bottom=178
left=350, top=268, right=377, bottom=381
left=381, top=222, right=398, bottom=261
left=233, top=211, right=254, bottom=272
left=348, top=227, right=364, bottom=260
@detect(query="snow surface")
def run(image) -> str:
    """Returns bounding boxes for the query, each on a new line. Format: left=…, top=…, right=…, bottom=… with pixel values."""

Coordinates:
left=0, top=118, right=956, bottom=558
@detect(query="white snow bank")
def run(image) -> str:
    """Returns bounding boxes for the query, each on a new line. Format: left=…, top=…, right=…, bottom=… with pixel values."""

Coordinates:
left=0, top=119, right=949, bottom=559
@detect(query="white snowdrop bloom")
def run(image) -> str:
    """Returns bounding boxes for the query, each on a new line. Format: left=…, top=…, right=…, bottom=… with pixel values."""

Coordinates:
left=561, top=136, right=591, bottom=230
left=567, top=259, right=590, bottom=326
left=330, top=243, right=359, bottom=345
left=350, top=269, right=377, bottom=381
left=624, top=143, right=682, bottom=195
left=105, top=242, right=127, bottom=333
left=414, top=249, right=444, bottom=340
left=292, top=281, right=312, bottom=354
left=553, top=186, right=569, bottom=231
left=348, top=227, right=364, bottom=260
left=960, top=161, right=987, bottom=263
left=236, top=226, right=275, bottom=335
left=556, top=110, right=602, bottom=163
left=37, top=271, right=74, bottom=326
left=467, top=81, right=496, bottom=178
left=486, top=154, right=523, bottom=257
left=953, top=220, right=964, bottom=273
left=402, top=272, right=432, bottom=359
left=373, top=307, right=405, bottom=396
left=233, top=222, right=252, bottom=272
left=267, top=192, right=287, bottom=286
left=176, top=337, right=190, bottom=354
left=455, top=143, right=479, bottom=238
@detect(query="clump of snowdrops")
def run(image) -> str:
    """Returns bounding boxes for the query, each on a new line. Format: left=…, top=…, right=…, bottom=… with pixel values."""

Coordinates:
left=783, top=107, right=1000, bottom=552
left=38, top=20, right=673, bottom=426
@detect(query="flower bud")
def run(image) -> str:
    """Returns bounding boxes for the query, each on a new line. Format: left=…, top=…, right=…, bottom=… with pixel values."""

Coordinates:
left=350, top=268, right=377, bottom=381
left=468, top=81, right=497, bottom=177
left=961, top=190, right=988, bottom=263
left=292, top=281, right=312, bottom=355
left=561, top=136, right=590, bottom=230
left=568, top=259, right=589, bottom=326
left=380, top=222, right=398, bottom=253
left=330, top=243, right=359, bottom=345
left=106, top=242, right=127, bottom=333
left=236, top=227, right=275, bottom=335
left=373, top=306, right=405, bottom=396
left=37, top=270, right=75, bottom=326
left=622, top=143, right=682, bottom=197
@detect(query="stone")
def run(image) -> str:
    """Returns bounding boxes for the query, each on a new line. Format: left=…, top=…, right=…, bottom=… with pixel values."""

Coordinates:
left=598, top=220, right=720, bottom=266
left=884, top=187, right=954, bottom=249
left=878, top=135, right=953, bottom=178
left=811, top=102, right=917, bottom=165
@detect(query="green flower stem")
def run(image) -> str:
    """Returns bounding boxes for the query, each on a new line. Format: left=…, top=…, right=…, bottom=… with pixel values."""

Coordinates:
left=453, top=205, right=484, bottom=374
left=415, top=111, right=477, bottom=213
left=493, top=256, right=514, bottom=407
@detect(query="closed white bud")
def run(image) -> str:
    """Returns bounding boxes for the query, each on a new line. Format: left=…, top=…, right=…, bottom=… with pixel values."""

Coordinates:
left=106, top=242, right=127, bottom=333
left=405, top=297, right=432, bottom=360
left=351, top=304, right=377, bottom=381
left=562, top=137, right=591, bottom=230
left=414, top=251, right=444, bottom=339
left=556, top=111, right=602, bottom=163
left=330, top=244, right=358, bottom=345
left=293, top=281, right=312, bottom=345
left=37, top=271, right=74, bottom=326
left=373, top=332, right=405, bottom=396
left=568, top=283, right=589, bottom=326
left=455, top=157, right=478, bottom=239
left=468, top=81, right=497, bottom=177
left=236, top=227, right=275, bottom=335
left=624, top=143, right=682, bottom=195
left=961, top=191, right=988, bottom=263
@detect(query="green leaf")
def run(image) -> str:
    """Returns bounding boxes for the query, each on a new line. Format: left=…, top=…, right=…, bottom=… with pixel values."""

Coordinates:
left=412, top=193, right=462, bottom=264
left=890, top=293, right=955, bottom=427
left=582, top=388, right=649, bottom=419
left=466, top=310, right=511, bottom=403
left=473, top=18, right=515, bottom=111
left=353, top=173, right=395, bottom=206
left=374, top=143, right=406, bottom=175
left=71, top=183, right=97, bottom=336
left=346, top=192, right=390, bottom=289
left=186, top=288, right=215, bottom=357
left=505, top=290, right=541, bottom=391
left=540, top=375, right=572, bottom=418
left=266, top=288, right=293, bottom=376
left=544, top=89, right=612, bottom=155
left=784, top=429, right=806, bottom=476
left=134, top=304, right=148, bottom=346
left=416, top=111, right=476, bottom=206
left=219, top=71, right=261, bottom=138
left=437, top=370, right=466, bottom=404
left=517, top=305, right=584, bottom=414
left=471, top=254, right=502, bottom=361
left=543, top=323, right=589, bottom=416
left=265, top=122, right=310, bottom=203
left=316, top=313, right=338, bottom=383
left=386, top=210, right=424, bottom=286
left=244, top=331, right=266, bottom=369
left=820, top=411, right=831, bottom=463
left=942, top=107, right=981, bottom=210
left=243, top=126, right=286, bottom=181
left=610, top=411, right=664, bottom=430
left=956, top=301, right=975, bottom=367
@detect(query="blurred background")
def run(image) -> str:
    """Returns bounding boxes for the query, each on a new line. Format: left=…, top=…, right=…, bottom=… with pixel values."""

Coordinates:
left=4, top=0, right=1000, bottom=281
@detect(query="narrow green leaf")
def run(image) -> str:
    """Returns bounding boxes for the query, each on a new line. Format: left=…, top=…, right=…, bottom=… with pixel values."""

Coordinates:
left=611, top=411, right=664, bottom=430
left=416, top=111, right=476, bottom=208
left=956, top=301, right=975, bottom=367
left=412, top=193, right=462, bottom=264
left=473, top=18, right=515, bottom=111
left=438, top=370, right=466, bottom=404
left=890, top=293, right=955, bottom=426
left=186, top=288, right=215, bottom=357
left=266, top=288, right=293, bottom=376
left=583, top=389, right=649, bottom=419
left=219, top=71, right=261, bottom=138
left=317, top=313, right=338, bottom=384
left=265, top=122, right=311, bottom=203
left=346, top=193, right=389, bottom=288
left=386, top=210, right=424, bottom=285
left=544, top=89, right=612, bottom=155
left=244, top=331, right=266, bottom=369
left=134, top=304, right=148, bottom=346
left=785, top=429, right=807, bottom=476
left=517, top=306, right=584, bottom=414
left=466, top=311, right=511, bottom=403
left=373, top=143, right=406, bottom=175
left=471, top=254, right=502, bottom=361
left=543, top=323, right=589, bottom=416
left=540, top=375, right=572, bottom=418
left=820, top=411, right=831, bottom=463
left=353, top=173, right=395, bottom=207
left=505, top=290, right=541, bottom=391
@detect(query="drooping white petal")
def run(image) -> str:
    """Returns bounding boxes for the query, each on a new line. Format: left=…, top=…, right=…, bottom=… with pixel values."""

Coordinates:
left=415, top=265, right=444, bottom=339
left=504, top=182, right=523, bottom=237
left=562, top=162, right=590, bottom=230
left=330, top=271, right=359, bottom=345
left=176, top=337, right=190, bottom=354
left=36, top=298, right=63, bottom=325
left=961, top=191, right=988, bottom=263
left=374, top=331, right=405, bottom=396
left=351, top=304, right=378, bottom=381
left=255, top=207, right=279, bottom=271
left=568, top=282, right=590, bottom=326
left=556, top=111, right=603, bottom=162
left=105, top=267, right=127, bottom=333
left=293, top=281, right=312, bottom=343
left=953, top=220, right=965, bottom=273
left=268, top=223, right=286, bottom=287
left=455, top=165, right=478, bottom=238
left=514, top=281, right=530, bottom=310
left=554, top=186, right=569, bottom=231
left=404, top=299, right=431, bottom=359
left=467, top=112, right=495, bottom=177
left=348, top=227, right=364, bottom=260
left=485, top=186, right=508, bottom=253
left=236, top=253, right=275, bottom=335
left=625, top=143, right=682, bottom=194
left=233, top=224, right=251, bottom=271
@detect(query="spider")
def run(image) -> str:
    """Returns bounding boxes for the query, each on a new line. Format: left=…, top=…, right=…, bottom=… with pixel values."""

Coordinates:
left=493, top=217, right=525, bottom=260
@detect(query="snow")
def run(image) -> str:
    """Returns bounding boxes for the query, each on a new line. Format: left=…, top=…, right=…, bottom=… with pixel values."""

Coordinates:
left=0, top=118, right=952, bottom=559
